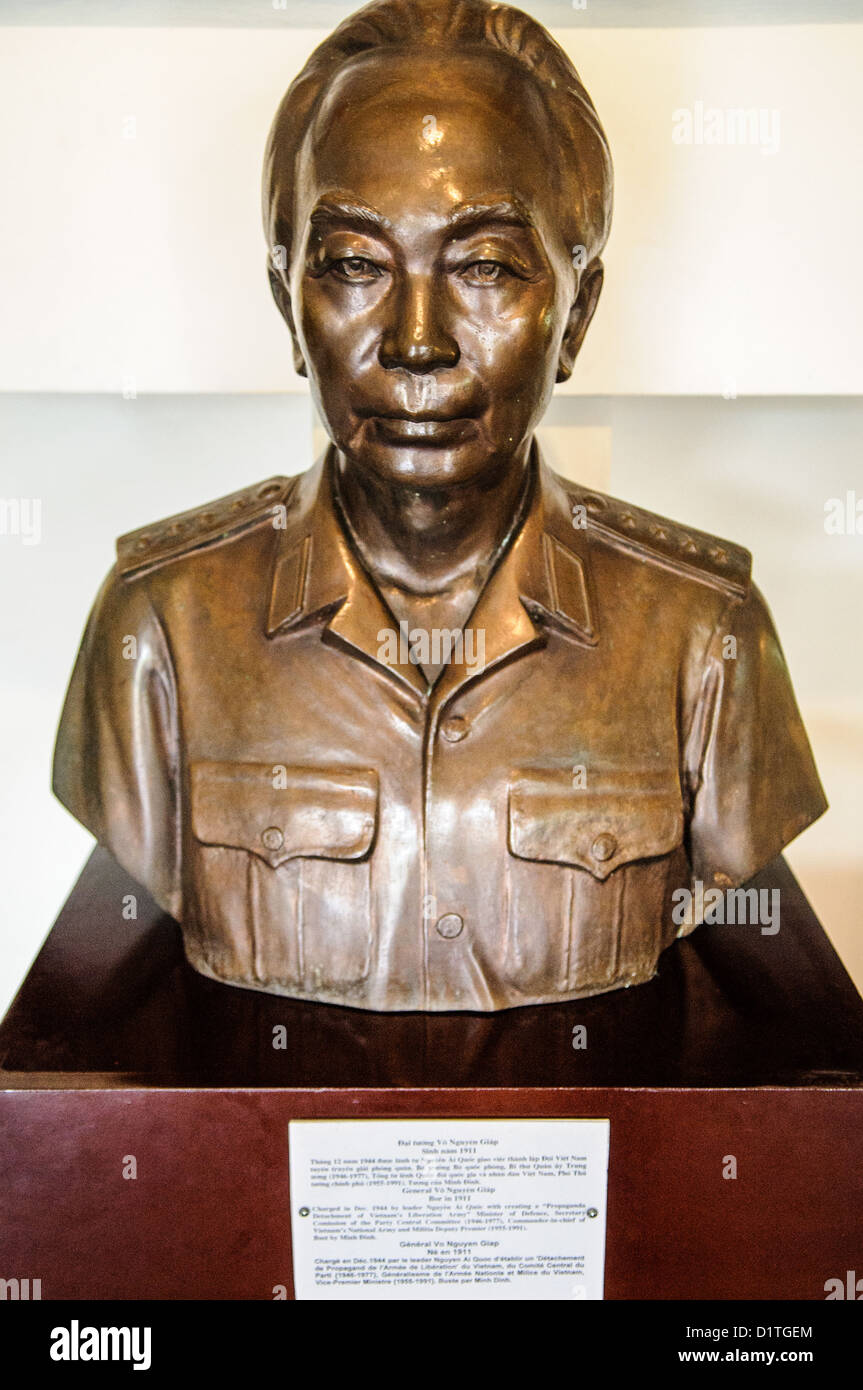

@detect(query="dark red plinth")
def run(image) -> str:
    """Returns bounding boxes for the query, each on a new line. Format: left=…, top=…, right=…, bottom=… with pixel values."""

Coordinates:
left=1, top=849, right=861, bottom=1299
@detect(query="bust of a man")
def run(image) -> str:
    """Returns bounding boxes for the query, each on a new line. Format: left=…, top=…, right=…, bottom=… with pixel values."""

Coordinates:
left=53, top=0, right=826, bottom=1012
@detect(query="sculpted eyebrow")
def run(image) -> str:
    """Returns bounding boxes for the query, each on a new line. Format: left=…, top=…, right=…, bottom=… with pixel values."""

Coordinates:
left=308, top=200, right=393, bottom=235
left=307, top=199, right=536, bottom=242
left=443, top=201, right=537, bottom=238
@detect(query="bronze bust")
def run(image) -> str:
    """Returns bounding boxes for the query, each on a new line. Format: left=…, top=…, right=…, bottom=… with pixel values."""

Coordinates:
left=53, top=0, right=826, bottom=1012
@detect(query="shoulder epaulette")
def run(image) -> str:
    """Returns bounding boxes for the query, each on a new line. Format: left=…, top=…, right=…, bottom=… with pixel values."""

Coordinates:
left=566, top=483, right=752, bottom=599
left=116, top=476, right=297, bottom=579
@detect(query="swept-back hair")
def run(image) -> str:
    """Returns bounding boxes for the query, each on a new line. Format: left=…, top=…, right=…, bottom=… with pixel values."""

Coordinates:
left=263, top=0, right=613, bottom=274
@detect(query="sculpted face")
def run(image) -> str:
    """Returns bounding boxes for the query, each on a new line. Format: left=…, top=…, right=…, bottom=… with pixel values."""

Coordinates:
left=279, top=47, right=602, bottom=488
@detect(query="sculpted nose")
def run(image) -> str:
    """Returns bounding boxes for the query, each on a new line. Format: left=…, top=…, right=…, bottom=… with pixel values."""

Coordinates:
left=378, top=275, right=459, bottom=373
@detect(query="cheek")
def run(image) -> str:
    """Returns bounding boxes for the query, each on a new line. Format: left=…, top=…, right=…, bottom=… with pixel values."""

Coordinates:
left=300, top=286, right=386, bottom=383
left=468, top=299, right=560, bottom=390
left=297, top=289, right=338, bottom=367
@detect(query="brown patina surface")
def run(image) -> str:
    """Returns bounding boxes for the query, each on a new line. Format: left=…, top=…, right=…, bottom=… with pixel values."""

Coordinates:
left=53, top=0, right=826, bottom=1011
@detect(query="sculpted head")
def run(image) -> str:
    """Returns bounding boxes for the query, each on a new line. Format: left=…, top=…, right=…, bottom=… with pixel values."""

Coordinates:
left=262, top=0, right=613, bottom=488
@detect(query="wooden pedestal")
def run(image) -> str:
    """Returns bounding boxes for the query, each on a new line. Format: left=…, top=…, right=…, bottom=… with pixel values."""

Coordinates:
left=1, top=849, right=861, bottom=1300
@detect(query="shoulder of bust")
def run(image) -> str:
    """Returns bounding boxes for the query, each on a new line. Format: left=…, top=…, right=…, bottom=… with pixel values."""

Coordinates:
left=116, top=476, right=298, bottom=580
left=559, top=478, right=752, bottom=600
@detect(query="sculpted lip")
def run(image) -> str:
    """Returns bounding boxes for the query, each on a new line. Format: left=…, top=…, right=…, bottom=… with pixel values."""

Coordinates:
left=369, top=414, right=478, bottom=442
left=366, top=410, right=479, bottom=445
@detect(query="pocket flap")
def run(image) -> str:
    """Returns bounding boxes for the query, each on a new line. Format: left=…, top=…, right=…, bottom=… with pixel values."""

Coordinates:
left=508, top=773, right=683, bottom=881
left=190, top=762, right=378, bottom=867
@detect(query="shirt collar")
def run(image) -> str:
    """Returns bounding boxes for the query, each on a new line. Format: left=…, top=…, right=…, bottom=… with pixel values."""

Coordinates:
left=266, top=441, right=597, bottom=702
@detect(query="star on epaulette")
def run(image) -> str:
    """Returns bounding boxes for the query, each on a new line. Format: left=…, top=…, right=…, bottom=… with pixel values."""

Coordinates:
left=116, top=476, right=297, bottom=579
left=568, top=486, right=752, bottom=599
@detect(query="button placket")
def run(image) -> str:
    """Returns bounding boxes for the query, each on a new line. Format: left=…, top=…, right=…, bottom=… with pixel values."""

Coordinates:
left=423, top=703, right=473, bottom=994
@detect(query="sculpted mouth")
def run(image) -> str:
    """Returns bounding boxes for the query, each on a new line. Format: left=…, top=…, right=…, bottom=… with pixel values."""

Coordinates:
left=361, top=408, right=479, bottom=423
left=364, top=411, right=479, bottom=445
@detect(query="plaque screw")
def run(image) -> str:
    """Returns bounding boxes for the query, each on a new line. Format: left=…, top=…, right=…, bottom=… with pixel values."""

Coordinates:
left=299, top=1207, right=310, bottom=1217
left=587, top=1208, right=598, bottom=1218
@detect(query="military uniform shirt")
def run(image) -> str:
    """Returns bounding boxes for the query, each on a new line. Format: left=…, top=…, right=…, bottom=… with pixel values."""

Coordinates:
left=52, top=448, right=828, bottom=1011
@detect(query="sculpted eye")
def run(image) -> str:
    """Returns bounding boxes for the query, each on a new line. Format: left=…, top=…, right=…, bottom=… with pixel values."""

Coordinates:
left=460, top=260, right=510, bottom=286
left=330, top=256, right=382, bottom=284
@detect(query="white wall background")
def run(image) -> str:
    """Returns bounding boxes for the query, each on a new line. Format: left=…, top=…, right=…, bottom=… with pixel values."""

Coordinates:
left=1, top=10, right=861, bottom=1016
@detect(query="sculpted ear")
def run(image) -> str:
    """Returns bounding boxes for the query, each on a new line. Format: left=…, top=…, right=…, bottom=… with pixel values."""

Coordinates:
left=556, top=260, right=604, bottom=383
left=267, top=263, right=308, bottom=379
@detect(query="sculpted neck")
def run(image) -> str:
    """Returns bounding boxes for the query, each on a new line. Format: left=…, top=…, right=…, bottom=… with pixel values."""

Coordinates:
left=331, top=439, right=535, bottom=599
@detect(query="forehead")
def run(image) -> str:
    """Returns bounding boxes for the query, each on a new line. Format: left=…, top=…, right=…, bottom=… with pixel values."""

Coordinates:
left=295, top=47, right=559, bottom=228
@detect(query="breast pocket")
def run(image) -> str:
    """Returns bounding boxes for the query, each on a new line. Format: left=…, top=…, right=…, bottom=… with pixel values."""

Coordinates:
left=188, top=761, right=378, bottom=995
left=506, top=772, right=686, bottom=995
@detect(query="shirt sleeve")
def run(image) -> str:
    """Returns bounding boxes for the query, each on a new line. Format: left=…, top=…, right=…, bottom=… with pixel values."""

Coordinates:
left=52, top=565, right=182, bottom=920
left=684, top=581, right=827, bottom=891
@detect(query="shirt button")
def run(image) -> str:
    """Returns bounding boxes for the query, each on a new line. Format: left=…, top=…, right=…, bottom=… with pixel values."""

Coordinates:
left=440, top=715, right=469, bottom=742
left=435, top=913, right=464, bottom=939
left=591, top=832, right=617, bottom=863
left=262, top=826, right=284, bottom=851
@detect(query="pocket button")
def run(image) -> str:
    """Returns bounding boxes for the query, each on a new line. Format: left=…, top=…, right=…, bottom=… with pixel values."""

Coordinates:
left=262, top=826, right=284, bottom=851
left=591, top=832, right=617, bottom=863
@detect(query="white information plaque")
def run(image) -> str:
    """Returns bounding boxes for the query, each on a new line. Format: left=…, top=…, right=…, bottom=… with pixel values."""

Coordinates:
left=288, top=1118, right=610, bottom=1300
